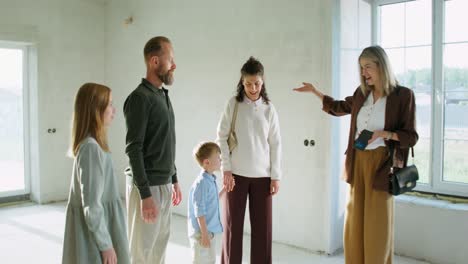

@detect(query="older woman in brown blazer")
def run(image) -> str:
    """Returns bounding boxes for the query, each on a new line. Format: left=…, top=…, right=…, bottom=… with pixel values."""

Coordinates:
left=294, top=45, right=418, bottom=264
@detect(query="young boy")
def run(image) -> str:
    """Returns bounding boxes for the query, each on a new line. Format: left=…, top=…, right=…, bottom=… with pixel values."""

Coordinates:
left=188, top=142, right=227, bottom=264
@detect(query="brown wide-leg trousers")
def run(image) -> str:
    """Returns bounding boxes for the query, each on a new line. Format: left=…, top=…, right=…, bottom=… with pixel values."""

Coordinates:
left=344, top=147, right=394, bottom=264
left=221, top=175, right=272, bottom=264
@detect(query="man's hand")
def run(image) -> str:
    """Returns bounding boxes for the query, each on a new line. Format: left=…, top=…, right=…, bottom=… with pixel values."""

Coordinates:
left=172, top=183, right=182, bottom=206
left=141, top=197, right=158, bottom=224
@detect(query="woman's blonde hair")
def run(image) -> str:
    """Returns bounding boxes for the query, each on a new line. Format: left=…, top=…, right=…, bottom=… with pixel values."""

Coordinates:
left=70, top=83, right=111, bottom=157
left=359, top=45, right=398, bottom=96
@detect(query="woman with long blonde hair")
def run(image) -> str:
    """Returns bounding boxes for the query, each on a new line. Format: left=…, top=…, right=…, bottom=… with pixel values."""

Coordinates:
left=294, top=46, right=418, bottom=264
left=62, top=83, right=130, bottom=264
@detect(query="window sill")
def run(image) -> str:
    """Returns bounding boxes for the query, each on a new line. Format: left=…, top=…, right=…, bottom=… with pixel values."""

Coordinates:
left=395, top=193, right=468, bottom=211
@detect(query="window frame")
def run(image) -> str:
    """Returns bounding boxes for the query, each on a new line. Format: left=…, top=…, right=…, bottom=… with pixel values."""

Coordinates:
left=373, top=0, right=468, bottom=197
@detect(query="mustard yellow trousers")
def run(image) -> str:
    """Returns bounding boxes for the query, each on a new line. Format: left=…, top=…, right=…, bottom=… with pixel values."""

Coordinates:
left=344, top=147, right=394, bottom=264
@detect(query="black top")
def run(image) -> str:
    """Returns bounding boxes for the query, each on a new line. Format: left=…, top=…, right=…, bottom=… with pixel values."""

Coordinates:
left=124, top=78, right=177, bottom=199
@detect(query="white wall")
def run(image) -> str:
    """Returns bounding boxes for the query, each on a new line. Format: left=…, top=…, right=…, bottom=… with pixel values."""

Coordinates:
left=105, top=0, right=336, bottom=252
left=0, top=0, right=106, bottom=203
left=395, top=197, right=468, bottom=264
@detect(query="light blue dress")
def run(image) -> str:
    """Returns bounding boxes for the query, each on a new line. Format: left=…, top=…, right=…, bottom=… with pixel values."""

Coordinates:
left=62, top=137, right=130, bottom=264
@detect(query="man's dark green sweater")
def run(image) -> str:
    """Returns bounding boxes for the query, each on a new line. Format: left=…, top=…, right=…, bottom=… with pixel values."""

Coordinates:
left=124, top=78, right=177, bottom=199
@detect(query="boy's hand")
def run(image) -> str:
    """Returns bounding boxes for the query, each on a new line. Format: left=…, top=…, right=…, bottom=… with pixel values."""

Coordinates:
left=219, top=186, right=226, bottom=198
left=200, top=232, right=211, bottom=248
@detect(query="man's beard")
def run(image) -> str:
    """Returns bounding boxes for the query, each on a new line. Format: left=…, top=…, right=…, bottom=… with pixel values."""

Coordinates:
left=157, top=69, right=174, bottom=86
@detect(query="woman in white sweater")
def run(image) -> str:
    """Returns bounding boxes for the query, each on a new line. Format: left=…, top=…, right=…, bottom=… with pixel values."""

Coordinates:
left=217, top=57, right=282, bottom=264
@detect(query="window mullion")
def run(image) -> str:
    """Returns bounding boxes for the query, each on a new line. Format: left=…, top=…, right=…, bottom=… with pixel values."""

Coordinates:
left=431, top=0, right=445, bottom=191
left=22, top=45, right=31, bottom=195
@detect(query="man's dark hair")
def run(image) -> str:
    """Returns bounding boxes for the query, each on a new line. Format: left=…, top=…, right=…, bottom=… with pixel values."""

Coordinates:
left=143, top=36, right=171, bottom=62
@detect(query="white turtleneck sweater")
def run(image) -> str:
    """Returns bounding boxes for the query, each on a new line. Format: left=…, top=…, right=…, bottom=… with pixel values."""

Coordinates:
left=216, top=96, right=282, bottom=180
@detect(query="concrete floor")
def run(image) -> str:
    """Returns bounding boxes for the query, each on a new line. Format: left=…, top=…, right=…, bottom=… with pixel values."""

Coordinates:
left=0, top=202, right=431, bottom=264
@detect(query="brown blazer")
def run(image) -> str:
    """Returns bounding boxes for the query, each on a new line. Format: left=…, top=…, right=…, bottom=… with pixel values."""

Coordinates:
left=322, top=85, right=418, bottom=192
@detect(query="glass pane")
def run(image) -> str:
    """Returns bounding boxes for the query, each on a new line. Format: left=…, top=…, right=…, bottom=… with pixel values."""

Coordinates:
left=402, top=46, right=432, bottom=184
left=443, top=43, right=468, bottom=183
left=341, top=0, right=359, bottom=49
left=380, top=3, right=405, bottom=48
left=385, top=48, right=405, bottom=80
left=0, top=48, right=25, bottom=193
left=358, top=0, right=372, bottom=49
left=405, top=46, right=432, bottom=91
left=386, top=47, right=432, bottom=184
left=444, top=0, right=468, bottom=43
left=413, top=138, right=430, bottom=184
left=443, top=140, right=468, bottom=184
left=407, top=46, right=432, bottom=184
left=405, top=0, right=432, bottom=46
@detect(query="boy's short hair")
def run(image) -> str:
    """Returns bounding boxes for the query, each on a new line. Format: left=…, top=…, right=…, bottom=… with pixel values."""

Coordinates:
left=194, top=142, right=221, bottom=166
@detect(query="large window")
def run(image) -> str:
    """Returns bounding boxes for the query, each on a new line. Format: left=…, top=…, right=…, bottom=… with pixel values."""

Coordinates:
left=0, top=43, right=31, bottom=199
left=376, top=0, right=468, bottom=197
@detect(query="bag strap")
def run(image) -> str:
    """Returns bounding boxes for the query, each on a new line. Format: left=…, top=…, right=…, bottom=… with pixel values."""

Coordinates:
left=230, top=101, right=239, bottom=133
left=389, top=143, right=415, bottom=166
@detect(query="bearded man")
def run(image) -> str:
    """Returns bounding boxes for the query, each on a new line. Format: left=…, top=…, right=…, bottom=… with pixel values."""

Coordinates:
left=123, top=36, right=182, bottom=264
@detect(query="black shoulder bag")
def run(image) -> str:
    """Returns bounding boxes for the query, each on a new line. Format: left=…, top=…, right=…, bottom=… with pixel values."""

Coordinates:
left=389, top=146, right=419, bottom=196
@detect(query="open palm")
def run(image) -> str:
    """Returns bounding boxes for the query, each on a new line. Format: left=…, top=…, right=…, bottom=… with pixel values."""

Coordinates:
left=293, top=82, right=317, bottom=93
